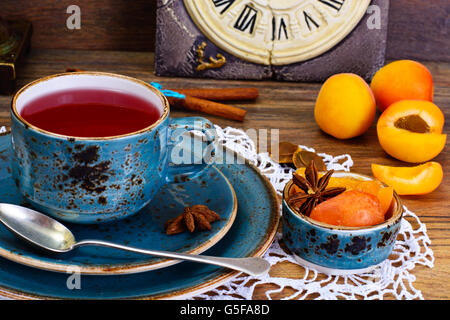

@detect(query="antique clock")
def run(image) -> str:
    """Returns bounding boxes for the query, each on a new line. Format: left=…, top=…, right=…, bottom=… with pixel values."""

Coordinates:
left=155, top=0, right=389, bottom=81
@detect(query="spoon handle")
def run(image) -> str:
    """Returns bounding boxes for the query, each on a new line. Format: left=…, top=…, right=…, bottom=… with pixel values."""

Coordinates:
left=73, top=240, right=270, bottom=276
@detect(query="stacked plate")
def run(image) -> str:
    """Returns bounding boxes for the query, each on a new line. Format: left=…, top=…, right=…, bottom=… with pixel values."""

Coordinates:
left=0, top=132, right=279, bottom=299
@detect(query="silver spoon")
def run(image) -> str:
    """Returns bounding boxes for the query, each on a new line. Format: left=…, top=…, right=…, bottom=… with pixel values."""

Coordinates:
left=0, top=203, right=270, bottom=276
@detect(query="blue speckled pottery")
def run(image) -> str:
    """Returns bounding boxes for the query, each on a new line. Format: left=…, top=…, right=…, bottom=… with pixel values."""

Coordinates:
left=282, top=172, right=403, bottom=273
left=0, top=133, right=279, bottom=299
left=10, top=72, right=216, bottom=224
left=0, top=157, right=237, bottom=273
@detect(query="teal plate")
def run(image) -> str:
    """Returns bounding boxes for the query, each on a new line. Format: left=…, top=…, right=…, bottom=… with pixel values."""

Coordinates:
left=0, top=132, right=237, bottom=275
left=0, top=132, right=279, bottom=299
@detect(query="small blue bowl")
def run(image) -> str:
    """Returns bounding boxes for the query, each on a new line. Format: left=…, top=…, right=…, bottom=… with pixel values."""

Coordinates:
left=282, top=172, right=403, bottom=275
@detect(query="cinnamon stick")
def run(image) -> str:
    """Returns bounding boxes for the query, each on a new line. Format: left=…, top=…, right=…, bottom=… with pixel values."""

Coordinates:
left=168, top=95, right=247, bottom=122
left=169, top=88, right=258, bottom=101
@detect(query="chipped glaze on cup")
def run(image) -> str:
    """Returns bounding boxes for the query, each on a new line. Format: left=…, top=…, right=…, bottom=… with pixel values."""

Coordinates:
left=10, top=72, right=216, bottom=224
left=282, top=172, right=403, bottom=272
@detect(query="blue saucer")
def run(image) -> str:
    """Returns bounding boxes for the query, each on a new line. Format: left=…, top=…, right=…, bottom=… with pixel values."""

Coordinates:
left=0, top=133, right=237, bottom=274
left=0, top=132, right=279, bottom=299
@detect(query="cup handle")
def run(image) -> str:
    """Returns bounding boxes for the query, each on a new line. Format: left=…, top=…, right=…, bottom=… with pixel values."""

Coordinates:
left=166, top=117, right=217, bottom=183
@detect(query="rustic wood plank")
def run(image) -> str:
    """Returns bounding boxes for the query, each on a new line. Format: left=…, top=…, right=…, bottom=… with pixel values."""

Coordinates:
left=1, top=0, right=449, bottom=61
left=0, top=49, right=448, bottom=299
left=1, top=0, right=156, bottom=51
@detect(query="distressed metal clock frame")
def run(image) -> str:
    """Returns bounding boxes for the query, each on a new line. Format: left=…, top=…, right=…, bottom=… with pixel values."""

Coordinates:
left=155, top=0, right=389, bottom=82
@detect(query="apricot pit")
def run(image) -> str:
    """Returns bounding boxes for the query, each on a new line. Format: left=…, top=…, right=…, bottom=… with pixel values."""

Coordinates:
left=394, top=114, right=430, bottom=133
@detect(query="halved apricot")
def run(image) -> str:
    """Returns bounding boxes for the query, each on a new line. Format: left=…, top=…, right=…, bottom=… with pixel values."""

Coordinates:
left=372, top=162, right=443, bottom=195
left=377, top=186, right=394, bottom=217
left=354, top=181, right=383, bottom=196
left=354, top=181, right=393, bottom=217
left=294, top=170, right=394, bottom=216
left=310, top=191, right=384, bottom=227
left=329, top=179, right=393, bottom=216
left=327, top=176, right=365, bottom=190
left=377, top=100, right=446, bottom=163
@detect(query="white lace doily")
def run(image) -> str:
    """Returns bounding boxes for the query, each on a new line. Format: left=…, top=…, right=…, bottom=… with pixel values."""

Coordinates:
left=0, top=126, right=434, bottom=300
left=193, top=125, right=434, bottom=300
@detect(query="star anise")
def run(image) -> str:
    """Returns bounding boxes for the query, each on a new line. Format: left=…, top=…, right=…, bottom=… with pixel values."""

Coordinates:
left=164, top=205, right=221, bottom=235
left=288, top=161, right=346, bottom=217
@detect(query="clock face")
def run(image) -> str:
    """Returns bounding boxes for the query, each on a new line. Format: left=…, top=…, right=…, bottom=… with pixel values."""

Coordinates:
left=183, top=0, right=371, bottom=65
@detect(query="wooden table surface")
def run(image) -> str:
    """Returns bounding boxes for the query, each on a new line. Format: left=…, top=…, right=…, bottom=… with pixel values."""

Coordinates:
left=0, top=49, right=448, bottom=300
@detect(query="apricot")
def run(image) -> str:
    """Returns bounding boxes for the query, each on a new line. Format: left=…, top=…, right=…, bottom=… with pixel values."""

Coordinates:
left=377, top=100, right=446, bottom=163
left=372, top=162, right=443, bottom=195
left=327, top=176, right=365, bottom=190
left=315, top=73, right=376, bottom=139
left=294, top=169, right=365, bottom=191
left=310, top=191, right=385, bottom=227
left=371, top=60, right=434, bottom=112
left=294, top=170, right=394, bottom=217
left=355, top=180, right=383, bottom=196
left=354, top=182, right=393, bottom=217
left=328, top=178, right=393, bottom=216
left=377, top=186, right=394, bottom=217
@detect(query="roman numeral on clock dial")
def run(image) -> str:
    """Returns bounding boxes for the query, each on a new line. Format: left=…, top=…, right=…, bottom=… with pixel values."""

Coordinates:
left=317, top=0, right=345, bottom=12
left=303, top=11, right=320, bottom=31
left=234, top=4, right=258, bottom=34
left=272, top=16, right=289, bottom=40
left=212, top=0, right=236, bottom=14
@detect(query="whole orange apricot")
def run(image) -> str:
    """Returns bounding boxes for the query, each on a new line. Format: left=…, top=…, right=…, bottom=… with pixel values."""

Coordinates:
left=371, top=60, right=433, bottom=112
left=372, top=162, right=443, bottom=195
left=315, top=73, right=376, bottom=139
left=377, top=100, right=446, bottom=163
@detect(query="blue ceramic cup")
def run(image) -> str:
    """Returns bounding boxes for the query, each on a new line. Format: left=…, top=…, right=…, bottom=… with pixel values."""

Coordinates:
left=10, top=72, right=217, bottom=224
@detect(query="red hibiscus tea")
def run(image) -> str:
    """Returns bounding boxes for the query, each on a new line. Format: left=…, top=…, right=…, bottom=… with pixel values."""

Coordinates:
left=20, top=89, right=162, bottom=137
